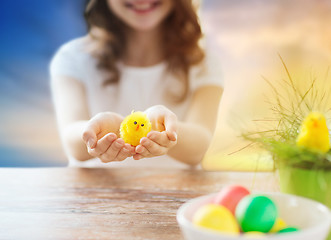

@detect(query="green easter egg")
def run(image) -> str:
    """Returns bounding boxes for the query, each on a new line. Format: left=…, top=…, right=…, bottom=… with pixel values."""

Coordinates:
left=235, top=195, right=277, bottom=233
left=277, top=227, right=299, bottom=233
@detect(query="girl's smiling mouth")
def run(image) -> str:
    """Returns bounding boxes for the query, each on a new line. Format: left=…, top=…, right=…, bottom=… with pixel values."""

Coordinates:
left=124, top=0, right=162, bottom=14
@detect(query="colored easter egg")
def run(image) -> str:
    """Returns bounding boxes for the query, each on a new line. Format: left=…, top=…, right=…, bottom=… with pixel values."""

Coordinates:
left=244, top=231, right=266, bottom=238
left=235, top=195, right=277, bottom=233
left=213, top=185, right=250, bottom=214
left=277, top=227, right=299, bottom=233
left=193, top=204, right=240, bottom=235
left=270, top=218, right=287, bottom=233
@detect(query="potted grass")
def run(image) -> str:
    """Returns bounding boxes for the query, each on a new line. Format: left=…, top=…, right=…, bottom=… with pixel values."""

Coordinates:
left=243, top=57, right=331, bottom=211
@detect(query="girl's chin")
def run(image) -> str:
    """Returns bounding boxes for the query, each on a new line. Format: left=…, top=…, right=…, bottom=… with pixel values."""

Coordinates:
left=128, top=22, right=161, bottom=32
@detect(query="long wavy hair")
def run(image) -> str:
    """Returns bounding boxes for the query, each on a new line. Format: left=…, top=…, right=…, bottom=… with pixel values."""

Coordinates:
left=84, top=0, right=205, bottom=102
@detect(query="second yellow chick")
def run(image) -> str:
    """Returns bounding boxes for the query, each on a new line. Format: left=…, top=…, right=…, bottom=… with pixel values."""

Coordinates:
left=296, top=112, right=330, bottom=153
left=120, top=111, right=152, bottom=146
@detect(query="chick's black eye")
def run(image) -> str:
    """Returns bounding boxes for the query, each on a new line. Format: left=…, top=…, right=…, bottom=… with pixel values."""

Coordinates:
left=134, top=121, right=137, bottom=125
left=141, top=124, right=144, bottom=127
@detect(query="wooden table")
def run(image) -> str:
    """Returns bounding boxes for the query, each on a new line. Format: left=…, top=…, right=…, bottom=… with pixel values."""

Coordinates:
left=0, top=168, right=279, bottom=239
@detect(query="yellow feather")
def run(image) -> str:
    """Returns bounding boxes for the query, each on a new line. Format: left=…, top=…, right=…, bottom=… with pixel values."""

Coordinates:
left=296, top=112, right=330, bottom=153
left=120, top=111, right=152, bottom=146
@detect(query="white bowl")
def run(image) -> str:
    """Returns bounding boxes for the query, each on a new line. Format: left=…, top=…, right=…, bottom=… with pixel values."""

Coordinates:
left=177, top=192, right=331, bottom=240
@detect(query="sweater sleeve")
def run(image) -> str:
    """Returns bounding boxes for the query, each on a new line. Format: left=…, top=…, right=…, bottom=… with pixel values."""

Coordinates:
left=49, top=38, right=89, bottom=83
left=189, top=52, right=224, bottom=92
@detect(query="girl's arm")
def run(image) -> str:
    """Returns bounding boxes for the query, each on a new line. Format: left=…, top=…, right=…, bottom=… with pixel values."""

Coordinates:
left=170, top=86, right=223, bottom=165
left=134, top=86, right=223, bottom=166
left=51, top=76, right=134, bottom=162
left=51, top=76, right=91, bottom=161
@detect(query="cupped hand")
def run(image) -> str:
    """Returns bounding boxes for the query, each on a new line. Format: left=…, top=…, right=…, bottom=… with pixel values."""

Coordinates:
left=87, top=133, right=135, bottom=162
left=82, top=112, right=135, bottom=162
left=133, top=105, right=178, bottom=160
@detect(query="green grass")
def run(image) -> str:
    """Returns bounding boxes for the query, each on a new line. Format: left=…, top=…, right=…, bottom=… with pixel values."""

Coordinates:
left=244, top=56, right=331, bottom=169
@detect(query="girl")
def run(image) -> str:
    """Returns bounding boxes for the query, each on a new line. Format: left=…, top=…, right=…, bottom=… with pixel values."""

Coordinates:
left=50, top=0, right=223, bottom=168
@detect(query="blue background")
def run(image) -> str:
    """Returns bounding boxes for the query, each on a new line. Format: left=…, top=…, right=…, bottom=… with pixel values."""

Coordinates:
left=0, top=0, right=86, bottom=167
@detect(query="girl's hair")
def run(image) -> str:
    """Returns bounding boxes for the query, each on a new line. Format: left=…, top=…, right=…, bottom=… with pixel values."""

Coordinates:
left=84, top=0, right=205, bottom=102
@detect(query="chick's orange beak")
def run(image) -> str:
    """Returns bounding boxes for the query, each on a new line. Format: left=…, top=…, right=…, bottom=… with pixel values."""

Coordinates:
left=313, top=120, right=318, bottom=128
left=136, top=125, right=139, bottom=131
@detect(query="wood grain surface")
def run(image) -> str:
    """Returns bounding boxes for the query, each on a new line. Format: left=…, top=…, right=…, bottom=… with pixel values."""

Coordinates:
left=0, top=168, right=279, bottom=240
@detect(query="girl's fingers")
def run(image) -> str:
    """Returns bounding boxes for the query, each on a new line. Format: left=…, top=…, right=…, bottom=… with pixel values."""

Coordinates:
left=135, top=131, right=177, bottom=160
left=82, top=122, right=100, bottom=149
left=135, top=144, right=151, bottom=158
left=114, top=144, right=133, bottom=162
left=164, top=112, right=178, bottom=140
left=133, top=153, right=143, bottom=160
left=166, top=131, right=177, bottom=142
left=140, top=137, right=167, bottom=156
left=88, top=133, right=117, bottom=156
left=125, top=143, right=136, bottom=155
left=147, top=131, right=177, bottom=148
left=100, top=138, right=125, bottom=162
left=147, top=131, right=170, bottom=147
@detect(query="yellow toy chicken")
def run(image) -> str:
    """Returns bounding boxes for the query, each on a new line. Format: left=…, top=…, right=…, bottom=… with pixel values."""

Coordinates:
left=296, top=112, right=330, bottom=153
left=120, top=111, right=152, bottom=146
